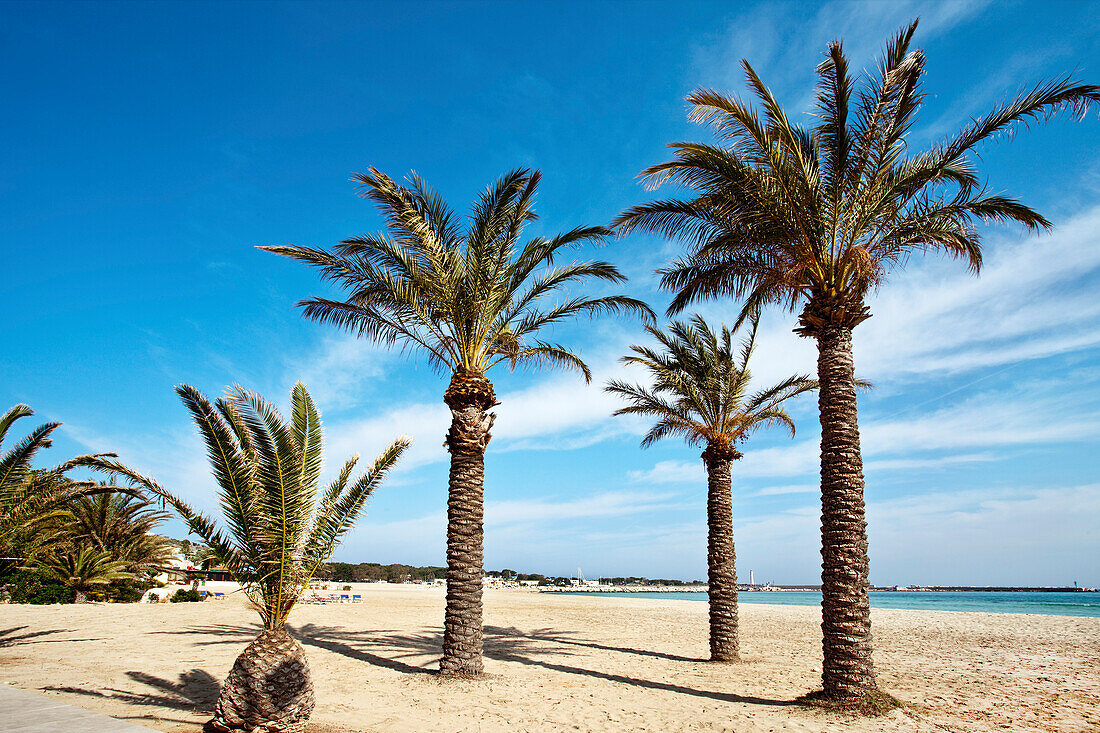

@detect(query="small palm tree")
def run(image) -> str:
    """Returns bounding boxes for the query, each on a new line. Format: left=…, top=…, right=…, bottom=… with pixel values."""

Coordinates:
left=66, top=491, right=176, bottom=578
left=262, top=168, right=653, bottom=676
left=606, top=316, right=814, bottom=661
left=96, top=383, right=409, bottom=732
left=614, top=21, right=1098, bottom=703
left=36, top=546, right=134, bottom=603
left=0, top=404, right=135, bottom=562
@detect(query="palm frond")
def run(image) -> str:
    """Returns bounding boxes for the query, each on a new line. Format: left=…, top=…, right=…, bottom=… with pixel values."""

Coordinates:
left=617, top=18, right=1097, bottom=335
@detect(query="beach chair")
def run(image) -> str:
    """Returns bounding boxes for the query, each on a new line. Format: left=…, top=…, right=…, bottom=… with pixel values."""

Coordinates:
left=213, top=592, right=226, bottom=600
left=340, top=594, right=350, bottom=603
left=351, top=594, right=362, bottom=603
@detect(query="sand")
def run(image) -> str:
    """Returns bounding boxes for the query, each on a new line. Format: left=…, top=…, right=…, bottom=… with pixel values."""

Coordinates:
left=1, top=585, right=1097, bottom=732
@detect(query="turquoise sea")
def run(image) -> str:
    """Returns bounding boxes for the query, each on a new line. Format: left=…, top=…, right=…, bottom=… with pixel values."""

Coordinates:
left=565, top=590, right=1100, bottom=617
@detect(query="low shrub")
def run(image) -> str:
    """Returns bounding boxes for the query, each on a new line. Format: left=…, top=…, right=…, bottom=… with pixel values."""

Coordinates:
left=109, top=578, right=156, bottom=603
left=170, top=588, right=206, bottom=603
left=1, top=568, right=71, bottom=604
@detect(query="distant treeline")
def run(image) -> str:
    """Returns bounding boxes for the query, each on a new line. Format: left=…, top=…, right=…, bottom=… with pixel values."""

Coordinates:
left=312, top=562, right=702, bottom=586
left=316, top=562, right=447, bottom=583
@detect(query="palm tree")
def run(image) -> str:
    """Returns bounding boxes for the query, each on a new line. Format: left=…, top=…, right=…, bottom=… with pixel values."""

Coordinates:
left=94, top=383, right=409, bottom=732
left=0, top=404, right=135, bottom=562
left=65, top=491, right=176, bottom=578
left=614, top=21, right=1098, bottom=703
left=605, top=316, right=814, bottom=661
left=262, top=168, right=653, bottom=676
left=36, top=546, right=134, bottom=603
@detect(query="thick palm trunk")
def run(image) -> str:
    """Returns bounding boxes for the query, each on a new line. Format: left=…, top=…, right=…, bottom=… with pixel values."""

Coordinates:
left=815, top=325, right=875, bottom=699
left=439, top=370, right=496, bottom=677
left=702, top=442, right=740, bottom=662
left=73, top=589, right=87, bottom=604
left=211, top=626, right=314, bottom=732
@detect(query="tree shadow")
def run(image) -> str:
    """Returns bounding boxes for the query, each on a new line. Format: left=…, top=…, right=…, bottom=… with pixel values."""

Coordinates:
left=0, top=626, right=78, bottom=647
left=151, top=623, right=259, bottom=646
left=147, top=622, right=796, bottom=708
left=290, top=624, right=794, bottom=707
left=490, top=648, right=796, bottom=706
left=486, top=625, right=703, bottom=663
left=43, top=668, right=221, bottom=713
left=290, top=623, right=436, bottom=675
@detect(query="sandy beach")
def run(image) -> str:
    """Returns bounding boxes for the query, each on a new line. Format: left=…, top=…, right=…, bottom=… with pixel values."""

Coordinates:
left=1, top=585, right=1097, bottom=732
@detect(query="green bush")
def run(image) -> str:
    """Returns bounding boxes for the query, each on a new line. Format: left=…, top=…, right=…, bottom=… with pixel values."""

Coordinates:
left=147, top=592, right=160, bottom=603
left=1, top=568, right=71, bottom=604
left=169, top=588, right=206, bottom=603
left=109, top=579, right=155, bottom=603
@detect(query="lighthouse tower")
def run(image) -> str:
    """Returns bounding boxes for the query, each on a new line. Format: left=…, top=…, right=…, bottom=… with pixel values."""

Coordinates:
left=749, top=570, right=755, bottom=587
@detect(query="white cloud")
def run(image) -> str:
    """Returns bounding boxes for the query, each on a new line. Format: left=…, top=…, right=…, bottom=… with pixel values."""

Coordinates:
left=690, top=0, right=993, bottom=109
left=631, top=383, right=1100, bottom=484
left=752, top=484, right=818, bottom=497
left=284, top=334, right=394, bottom=409
left=627, top=459, right=705, bottom=485
left=487, top=490, right=682, bottom=525
left=856, top=205, right=1100, bottom=380
left=671, top=483, right=1100, bottom=586
left=323, top=348, right=649, bottom=472
left=339, top=489, right=688, bottom=569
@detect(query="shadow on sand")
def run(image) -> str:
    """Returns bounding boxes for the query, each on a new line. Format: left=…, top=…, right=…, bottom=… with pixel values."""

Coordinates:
left=144, top=620, right=797, bottom=708
left=0, top=625, right=101, bottom=646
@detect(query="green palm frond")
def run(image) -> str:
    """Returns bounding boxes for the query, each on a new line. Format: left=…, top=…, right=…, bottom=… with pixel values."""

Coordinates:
left=605, top=317, right=816, bottom=450
left=36, top=546, right=135, bottom=598
left=0, top=404, right=148, bottom=561
left=65, top=490, right=174, bottom=573
left=88, top=384, right=409, bottom=628
left=262, top=169, right=653, bottom=381
left=614, top=19, right=1099, bottom=323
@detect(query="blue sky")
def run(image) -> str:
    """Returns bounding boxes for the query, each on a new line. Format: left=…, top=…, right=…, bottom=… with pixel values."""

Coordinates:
left=3, top=0, right=1098, bottom=585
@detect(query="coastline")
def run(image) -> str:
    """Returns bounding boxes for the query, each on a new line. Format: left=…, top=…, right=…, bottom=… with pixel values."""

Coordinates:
left=1, top=584, right=1097, bottom=732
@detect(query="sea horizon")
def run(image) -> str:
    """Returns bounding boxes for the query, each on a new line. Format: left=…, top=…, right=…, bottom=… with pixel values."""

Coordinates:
left=563, top=590, right=1100, bottom=618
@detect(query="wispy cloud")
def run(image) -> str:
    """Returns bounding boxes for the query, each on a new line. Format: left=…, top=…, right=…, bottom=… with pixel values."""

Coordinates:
left=631, top=381, right=1100, bottom=484
left=655, top=482, right=1100, bottom=585
left=752, top=484, right=818, bottom=497
left=338, top=489, right=687, bottom=569
left=628, top=459, right=705, bottom=485
left=283, top=334, right=395, bottom=410
left=690, top=0, right=993, bottom=108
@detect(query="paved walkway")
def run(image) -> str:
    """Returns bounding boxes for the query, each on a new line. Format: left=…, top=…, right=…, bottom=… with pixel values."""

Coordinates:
left=0, top=684, right=156, bottom=732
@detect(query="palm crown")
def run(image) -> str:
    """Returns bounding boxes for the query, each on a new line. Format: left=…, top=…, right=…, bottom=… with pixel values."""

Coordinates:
left=65, top=491, right=175, bottom=574
left=606, top=317, right=816, bottom=455
left=96, top=383, right=409, bottom=628
left=262, top=168, right=653, bottom=381
left=37, top=546, right=134, bottom=602
left=0, top=403, right=133, bottom=560
left=614, top=20, right=1099, bottom=332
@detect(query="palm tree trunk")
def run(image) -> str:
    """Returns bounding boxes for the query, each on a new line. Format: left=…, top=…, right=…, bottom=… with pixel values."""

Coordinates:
left=702, top=443, right=739, bottom=662
left=73, top=589, right=87, bottom=604
left=211, top=626, right=314, bottom=732
left=440, top=370, right=496, bottom=677
left=815, top=325, right=875, bottom=699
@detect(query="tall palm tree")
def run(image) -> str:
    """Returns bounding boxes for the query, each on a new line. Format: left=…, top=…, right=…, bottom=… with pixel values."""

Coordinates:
left=606, top=316, right=814, bottom=661
left=36, top=546, right=134, bottom=603
left=0, top=404, right=134, bottom=562
left=262, top=168, right=653, bottom=676
left=614, top=21, right=1098, bottom=703
left=94, top=383, right=409, bottom=732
